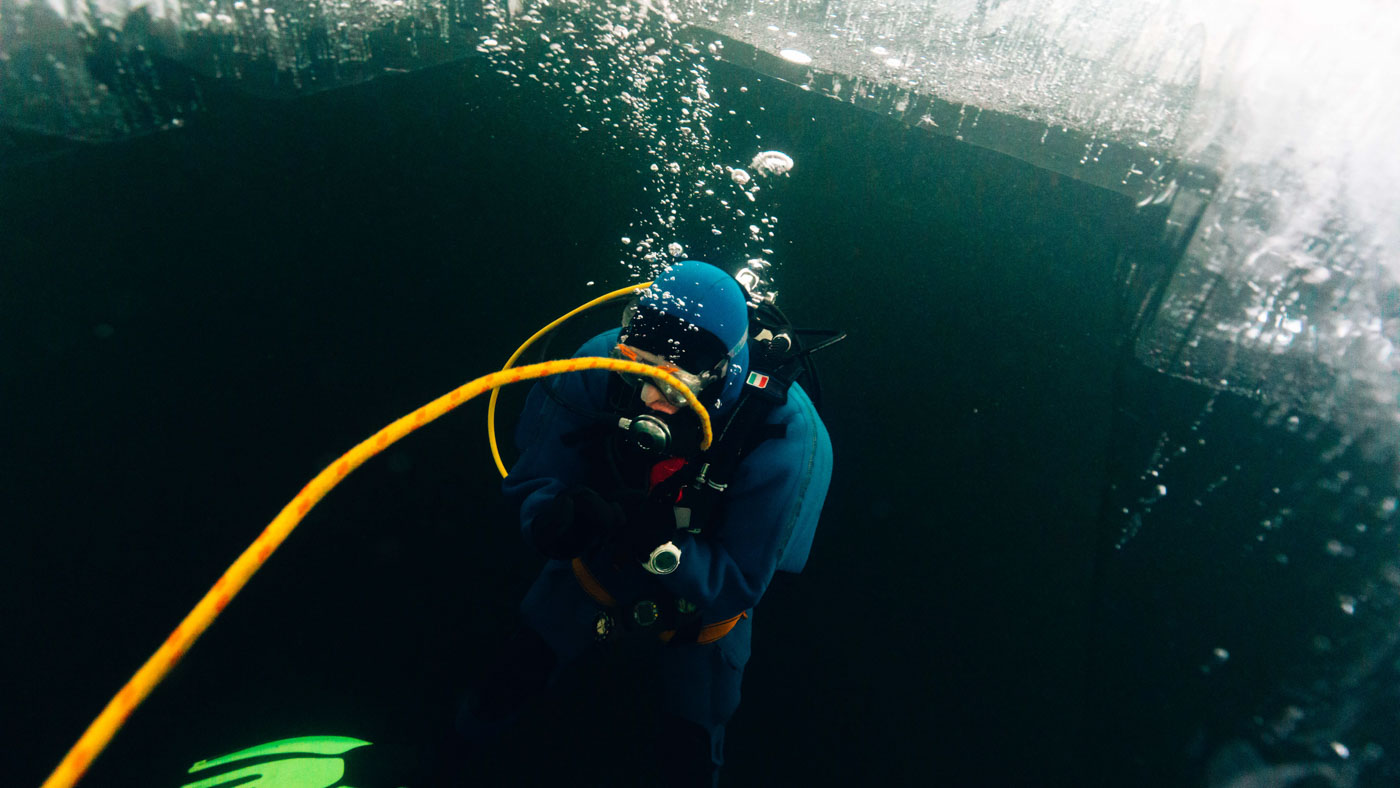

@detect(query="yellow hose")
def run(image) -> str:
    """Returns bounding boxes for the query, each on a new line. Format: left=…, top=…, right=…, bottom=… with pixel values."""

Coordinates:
left=42, top=356, right=709, bottom=788
left=488, top=281, right=651, bottom=478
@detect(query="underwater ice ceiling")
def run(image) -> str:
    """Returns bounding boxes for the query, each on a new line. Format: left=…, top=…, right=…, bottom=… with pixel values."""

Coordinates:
left=3, top=0, right=1398, bottom=446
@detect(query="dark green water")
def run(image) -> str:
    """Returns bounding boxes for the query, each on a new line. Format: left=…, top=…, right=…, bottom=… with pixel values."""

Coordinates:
left=4, top=52, right=1396, bottom=787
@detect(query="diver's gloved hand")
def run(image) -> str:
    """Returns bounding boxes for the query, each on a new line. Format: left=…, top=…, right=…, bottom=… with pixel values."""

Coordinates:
left=621, top=498, right=681, bottom=563
left=528, top=485, right=624, bottom=560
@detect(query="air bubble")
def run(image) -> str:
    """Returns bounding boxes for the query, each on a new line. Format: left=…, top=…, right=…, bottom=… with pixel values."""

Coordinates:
left=750, top=151, right=793, bottom=176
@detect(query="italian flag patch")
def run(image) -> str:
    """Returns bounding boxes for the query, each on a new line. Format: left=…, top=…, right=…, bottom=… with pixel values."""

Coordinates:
left=747, top=371, right=770, bottom=389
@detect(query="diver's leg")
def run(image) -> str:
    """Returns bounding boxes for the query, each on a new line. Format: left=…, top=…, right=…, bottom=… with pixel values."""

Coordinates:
left=655, top=612, right=753, bottom=788
left=451, top=625, right=557, bottom=741
left=433, top=622, right=557, bottom=787
left=435, top=560, right=604, bottom=784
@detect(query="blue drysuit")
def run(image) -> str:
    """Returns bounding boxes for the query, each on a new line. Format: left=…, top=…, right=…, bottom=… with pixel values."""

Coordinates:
left=499, top=326, right=832, bottom=781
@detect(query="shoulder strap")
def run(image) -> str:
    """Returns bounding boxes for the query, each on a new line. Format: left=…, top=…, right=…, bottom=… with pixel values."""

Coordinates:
left=746, top=300, right=846, bottom=414
left=690, top=391, right=783, bottom=494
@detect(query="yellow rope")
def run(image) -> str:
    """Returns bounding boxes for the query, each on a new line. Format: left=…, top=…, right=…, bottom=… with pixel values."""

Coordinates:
left=488, top=282, right=651, bottom=478
left=42, top=357, right=709, bottom=788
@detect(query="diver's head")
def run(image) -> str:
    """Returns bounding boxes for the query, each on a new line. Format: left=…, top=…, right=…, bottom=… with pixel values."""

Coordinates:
left=613, top=260, right=751, bottom=416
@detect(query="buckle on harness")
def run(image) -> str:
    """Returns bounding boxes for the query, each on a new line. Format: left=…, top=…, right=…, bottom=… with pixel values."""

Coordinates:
left=693, top=462, right=728, bottom=493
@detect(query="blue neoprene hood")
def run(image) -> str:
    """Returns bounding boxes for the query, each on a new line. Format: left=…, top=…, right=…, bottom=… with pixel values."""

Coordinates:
left=635, top=261, right=751, bottom=414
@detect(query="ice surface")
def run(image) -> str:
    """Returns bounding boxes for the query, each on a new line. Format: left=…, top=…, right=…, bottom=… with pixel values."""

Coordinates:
left=683, top=0, right=1400, bottom=447
left=0, top=0, right=481, bottom=140
left=2, top=0, right=1396, bottom=439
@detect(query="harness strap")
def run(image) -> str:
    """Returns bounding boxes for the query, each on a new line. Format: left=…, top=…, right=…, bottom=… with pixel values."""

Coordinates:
left=682, top=393, right=782, bottom=507
left=571, top=557, right=617, bottom=607
left=659, top=612, right=747, bottom=645
left=569, top=558, right=743, bottom=645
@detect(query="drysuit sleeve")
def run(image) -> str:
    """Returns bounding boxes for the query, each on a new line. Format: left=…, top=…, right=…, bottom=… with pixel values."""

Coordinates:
left=502, top=331, right=620, bottom=550
left=657, top=383, right=833, bottom=618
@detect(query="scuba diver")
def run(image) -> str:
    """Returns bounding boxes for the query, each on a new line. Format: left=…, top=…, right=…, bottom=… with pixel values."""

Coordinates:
left=438, top=260, right=834, bottom=787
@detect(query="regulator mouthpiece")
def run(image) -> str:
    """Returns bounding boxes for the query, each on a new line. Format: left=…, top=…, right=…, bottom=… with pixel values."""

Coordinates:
left=618, top=414, right=673, bottom=454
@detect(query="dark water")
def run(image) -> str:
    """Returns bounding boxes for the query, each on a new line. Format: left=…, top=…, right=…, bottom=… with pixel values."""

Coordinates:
left=4, top=52, right=1396, bottom=787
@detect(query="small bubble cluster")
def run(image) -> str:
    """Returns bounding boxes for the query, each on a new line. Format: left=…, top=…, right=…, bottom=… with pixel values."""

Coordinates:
left=477, top=1, right=793, bottom=293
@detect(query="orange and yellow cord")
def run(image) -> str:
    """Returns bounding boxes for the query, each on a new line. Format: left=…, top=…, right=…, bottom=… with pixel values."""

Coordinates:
left=43, top=355, right=709, bottom=788
left=487, top=281, right=652, bottom=478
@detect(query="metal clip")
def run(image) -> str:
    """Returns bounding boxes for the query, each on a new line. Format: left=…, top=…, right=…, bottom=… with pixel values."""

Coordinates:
left=694, top=462, right=728, bottom=492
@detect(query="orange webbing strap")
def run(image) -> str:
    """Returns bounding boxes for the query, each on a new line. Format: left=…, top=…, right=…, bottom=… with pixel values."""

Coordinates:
left=571, top=558, right=618, bottom=607
left=572, top=559, right=745, bottom=646
left=661, top=612, right=748, bottom=645
left=489, top=281, right=651, bottom=479
left=43, top=357, right=709, bottom=788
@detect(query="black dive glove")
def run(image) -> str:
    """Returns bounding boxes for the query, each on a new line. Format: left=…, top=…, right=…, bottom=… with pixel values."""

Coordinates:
left=529, top=485, right=624, bottom=560
left=621, top=497, right=682, bottom=563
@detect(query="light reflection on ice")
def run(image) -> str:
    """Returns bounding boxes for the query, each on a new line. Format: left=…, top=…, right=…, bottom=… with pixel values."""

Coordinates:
left=686, top=0, right=1400, bottom=447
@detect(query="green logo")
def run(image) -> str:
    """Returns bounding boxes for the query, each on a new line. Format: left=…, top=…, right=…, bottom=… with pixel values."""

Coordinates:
left=179, top=736, right=371, bottom=788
